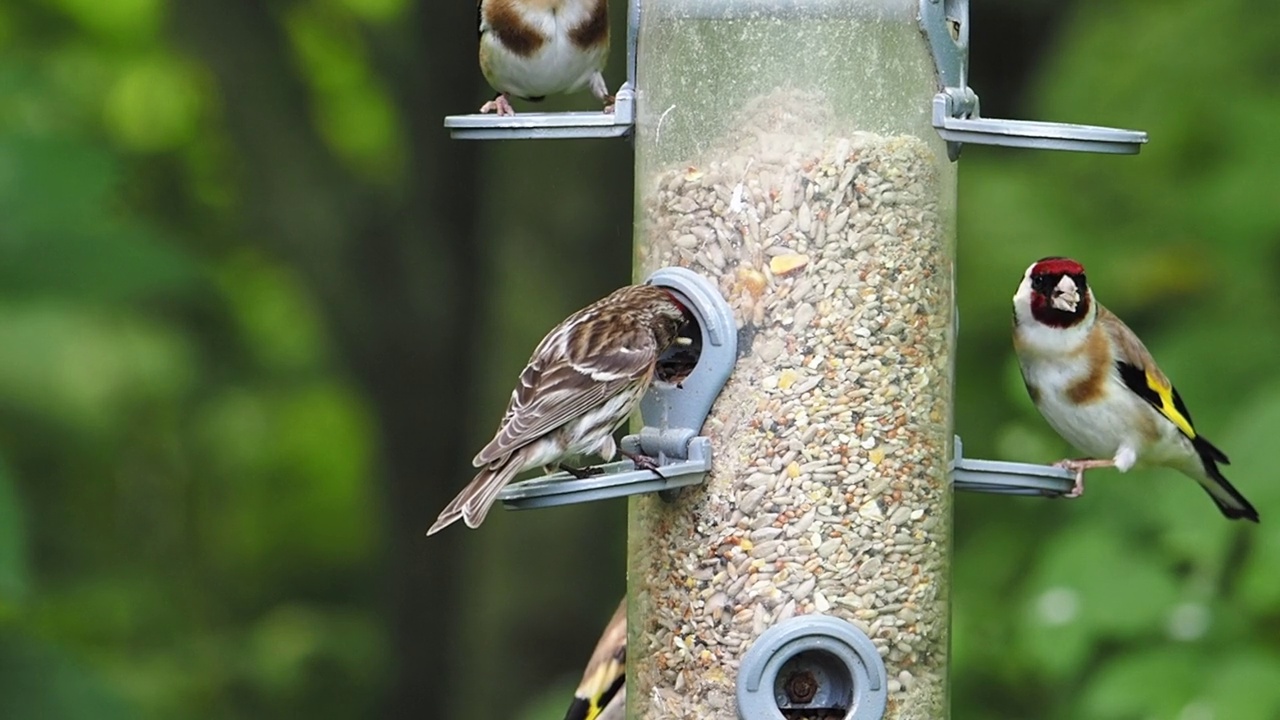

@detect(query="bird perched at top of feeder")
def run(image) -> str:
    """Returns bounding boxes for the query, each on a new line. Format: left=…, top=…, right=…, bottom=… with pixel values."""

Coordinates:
left=476, top=0, right=614, bottom=116
left=1011, top=257, right=1258, bottom=522
left=427, top=284, right=691, bottom=534
left=564, top=598, right=626, bottom=720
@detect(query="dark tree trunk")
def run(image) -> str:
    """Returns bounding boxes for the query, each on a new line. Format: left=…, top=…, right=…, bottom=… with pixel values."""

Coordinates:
left=169, top=1, right=483, bottom=717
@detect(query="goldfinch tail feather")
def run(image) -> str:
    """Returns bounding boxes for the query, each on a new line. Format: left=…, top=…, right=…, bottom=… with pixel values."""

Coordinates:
left=1191, top=436, right=1257, bottom=523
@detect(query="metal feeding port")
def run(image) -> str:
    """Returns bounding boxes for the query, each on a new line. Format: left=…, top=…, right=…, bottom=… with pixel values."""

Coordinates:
left=444, top=0, right=640, bottom=140
left=920, top=0, right=1148, bottom=160
left=497, top=267, right=736, bottom=510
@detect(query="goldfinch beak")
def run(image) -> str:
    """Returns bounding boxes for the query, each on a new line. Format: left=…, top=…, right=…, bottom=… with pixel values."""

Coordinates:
left=1051, top=276, right=1080, bottom=312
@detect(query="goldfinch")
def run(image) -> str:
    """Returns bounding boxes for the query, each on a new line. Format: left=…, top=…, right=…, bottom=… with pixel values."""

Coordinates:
left=477, top=0, right=613, bottom=116
left=1012, top=257, right=1258, bottom=522
left=564, top=598, right=626, bottom=720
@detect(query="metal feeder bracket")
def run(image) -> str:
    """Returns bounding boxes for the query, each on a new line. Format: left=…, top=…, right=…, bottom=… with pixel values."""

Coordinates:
left=498, top=266, right=736, bottom=510
left=444, top=0, right=640, bottom=140
left=737, top=615, right=888, bottom=720
left=919, top=0, right=1149, bottom=161
left=951, top=436, right=1076, bottom=496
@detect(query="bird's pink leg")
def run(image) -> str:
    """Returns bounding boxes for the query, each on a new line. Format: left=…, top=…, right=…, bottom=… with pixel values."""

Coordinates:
left=1053, top=458, right=1116, bottom=498
left=480, top=94, right=515, bottom=116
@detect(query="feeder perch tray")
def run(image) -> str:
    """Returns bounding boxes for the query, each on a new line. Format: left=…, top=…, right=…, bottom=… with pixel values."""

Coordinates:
left=738, top=615, right=888, bottom=720
left=920, top=0, right=1148, bottom=159
left=499, top=434, right=711, bottom=509
left=951, top=436, right=1076, bottom=496
left=444, top=86, right=636, bottom=141
left=931, top=93, right=1148, bottom=156
left=497, top=266, right=737, bottom=510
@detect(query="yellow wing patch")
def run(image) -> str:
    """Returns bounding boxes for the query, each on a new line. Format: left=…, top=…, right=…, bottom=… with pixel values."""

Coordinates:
left=1144, top=368, right=1196, bottom=439
left=574, top=658, right=624, bottom=720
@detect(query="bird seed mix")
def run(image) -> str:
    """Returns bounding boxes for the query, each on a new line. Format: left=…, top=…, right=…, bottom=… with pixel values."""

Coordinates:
left=630, top=88, right=955, bottom=720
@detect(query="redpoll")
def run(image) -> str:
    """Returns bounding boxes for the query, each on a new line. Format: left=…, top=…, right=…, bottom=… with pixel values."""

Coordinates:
left=477, top=0, right=613, bottom=116
left=427, top=284, right=690, bottom=534
left=1013, top=257, right=1258, bottom=521
left=565, top=598, right=626, bottom=720
left=654, top=320, right=701, bottom=388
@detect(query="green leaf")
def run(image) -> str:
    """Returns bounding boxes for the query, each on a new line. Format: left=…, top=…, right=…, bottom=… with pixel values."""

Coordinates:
left=1017, top=522, right=1180, bottom=678
left=0, top=304, right=196, bottom=436
left=215, top=250, right=328, bottom=372
left=1077, top=647, right=1199, bottom=719
left=0, top=136, right=199, bottom=303
left=0, top=458, right=26, bottom=608
left=1201, top=651, right=1280, bottom=720
left=47, top=0, right=161, bottom=40
left=103, top=55, right=205, bottom=152
left=513, top=676, right=578, bottom=720
left=1226, top=384, right=1280, bottom=612
left=0, top=633, right=133, bottom=720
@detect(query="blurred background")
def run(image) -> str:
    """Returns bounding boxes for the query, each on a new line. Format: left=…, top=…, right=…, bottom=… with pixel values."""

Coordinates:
left=0, top=0, right=1277, bottom=718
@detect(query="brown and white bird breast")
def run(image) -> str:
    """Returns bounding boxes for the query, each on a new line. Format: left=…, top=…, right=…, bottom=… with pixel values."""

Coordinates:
left=480, top=0, right=609, bottom=98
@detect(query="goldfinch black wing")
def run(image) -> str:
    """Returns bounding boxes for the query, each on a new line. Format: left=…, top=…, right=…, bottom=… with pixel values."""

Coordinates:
left=1099, top=307, right=1229, bottom=463
left=565, top=599, right=626, bottom=720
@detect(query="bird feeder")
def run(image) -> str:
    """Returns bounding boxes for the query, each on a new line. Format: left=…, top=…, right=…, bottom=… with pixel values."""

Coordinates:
left=625, top=0, right=1143, bottom=719
left=444, top=0, right=1147, bottom=717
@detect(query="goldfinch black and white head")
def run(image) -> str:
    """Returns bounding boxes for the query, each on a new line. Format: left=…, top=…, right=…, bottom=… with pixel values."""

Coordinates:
left=1012, top=256, right=1258, bottom=522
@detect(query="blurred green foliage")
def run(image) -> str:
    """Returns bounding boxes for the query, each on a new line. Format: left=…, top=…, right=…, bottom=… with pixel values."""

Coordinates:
left=953, top=0, right=1280, bottom=718
left=0, top=0, right=1276, bottom=718
left=0, top=0, right=385, bottom=717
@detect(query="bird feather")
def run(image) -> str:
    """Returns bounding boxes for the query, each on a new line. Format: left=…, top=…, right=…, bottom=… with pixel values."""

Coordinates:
left=473, top=299, right=661, bottom=466
left=565, top=599, right=626, bottom=720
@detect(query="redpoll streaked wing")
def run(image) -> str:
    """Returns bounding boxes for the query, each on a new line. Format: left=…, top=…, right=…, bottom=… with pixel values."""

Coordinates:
left=427, top=285, right=690, bottom=534
left=1013, top=256, right=1258, bottom=521
left=564, top=598, right=626, bottom=720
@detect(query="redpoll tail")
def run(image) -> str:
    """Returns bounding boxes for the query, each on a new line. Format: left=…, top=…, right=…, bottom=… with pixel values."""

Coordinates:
left=426, top=456, right=523, bottom=535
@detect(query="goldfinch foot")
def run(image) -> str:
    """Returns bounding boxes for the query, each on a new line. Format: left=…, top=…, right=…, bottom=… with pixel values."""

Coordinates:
left=479, top=94, right=514, bottom=116
left=1052, top=458, right=1116, bottom=498
left=602, top=95, right=616, bottom=114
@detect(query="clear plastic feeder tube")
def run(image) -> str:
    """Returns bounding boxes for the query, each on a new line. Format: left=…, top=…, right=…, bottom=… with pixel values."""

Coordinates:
left=629, top=1, right=956, bottom=718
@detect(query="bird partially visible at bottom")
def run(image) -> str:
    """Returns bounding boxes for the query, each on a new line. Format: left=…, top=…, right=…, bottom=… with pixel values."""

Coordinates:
left=477, top=0, right=613, bottom=116
left=565, top=598, right=626, bottom=720
left=1011, top=256, right=1258, bottom=522
left=427, top=284, right=690, bottom=535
